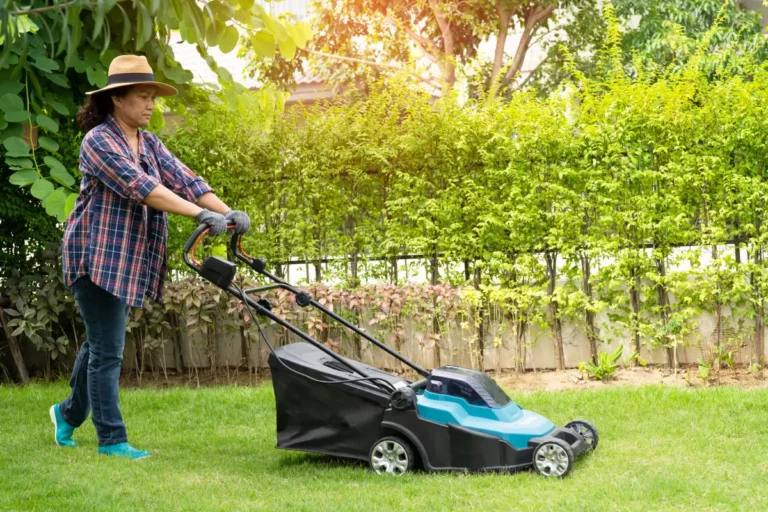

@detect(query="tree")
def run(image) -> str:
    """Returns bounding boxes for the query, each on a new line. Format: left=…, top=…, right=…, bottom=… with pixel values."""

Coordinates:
left=0, top=0, right=311, bottom=221
left=245, top=0, right=592, bottom=94
left=531, top=0, right=766, bottom=93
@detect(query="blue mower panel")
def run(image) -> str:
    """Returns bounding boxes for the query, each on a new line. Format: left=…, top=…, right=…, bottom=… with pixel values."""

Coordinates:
left=416, top=391, right=556, bottom=449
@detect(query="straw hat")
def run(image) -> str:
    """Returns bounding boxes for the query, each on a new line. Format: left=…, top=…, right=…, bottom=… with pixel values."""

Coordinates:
left=86, top=55, right=177, bottom=97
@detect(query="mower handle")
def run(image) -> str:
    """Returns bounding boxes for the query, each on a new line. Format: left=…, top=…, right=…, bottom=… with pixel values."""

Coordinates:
left=182, top=223, right=431, bottom=379
left=182, top=222, right=242, bottom=269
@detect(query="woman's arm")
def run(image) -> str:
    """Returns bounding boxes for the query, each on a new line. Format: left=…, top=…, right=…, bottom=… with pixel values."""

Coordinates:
left=143, top=184, right=203, bottom=217
left=195, top=192, right=230, bottom=214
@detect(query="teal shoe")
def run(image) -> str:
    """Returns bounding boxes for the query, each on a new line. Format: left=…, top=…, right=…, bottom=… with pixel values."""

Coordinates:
left=49, top=403, right=77, bottom=448
left=98, top=443, right=151, bottom=460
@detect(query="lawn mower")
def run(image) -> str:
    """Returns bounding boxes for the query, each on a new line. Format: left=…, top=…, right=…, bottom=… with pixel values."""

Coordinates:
left=183, top=224, right=598, bottom=478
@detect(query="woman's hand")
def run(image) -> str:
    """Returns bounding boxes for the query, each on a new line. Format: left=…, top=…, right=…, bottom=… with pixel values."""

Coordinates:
left=195, top=209, right=229, bottom=236
left=224, top=210, right=251, bottom=234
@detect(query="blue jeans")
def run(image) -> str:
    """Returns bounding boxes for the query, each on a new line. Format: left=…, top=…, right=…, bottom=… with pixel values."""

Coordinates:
left=59, top=276, right=130, bottom=446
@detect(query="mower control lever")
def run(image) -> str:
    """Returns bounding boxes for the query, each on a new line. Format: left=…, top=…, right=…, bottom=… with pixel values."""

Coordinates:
left=295, top=291, right=312, bottom=308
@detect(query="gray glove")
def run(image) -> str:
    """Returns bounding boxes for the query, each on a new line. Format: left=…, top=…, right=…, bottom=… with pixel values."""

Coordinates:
left=195, top=208, right=228, bottom=236
left=224, top=209, right=251, bottom=234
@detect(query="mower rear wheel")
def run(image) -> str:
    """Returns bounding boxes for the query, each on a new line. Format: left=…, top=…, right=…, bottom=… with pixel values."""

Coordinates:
left=532, top=438, right=574, bottom=478
left=369, top=437, right=414, bottom=476
left=565, top=419, right=599, bottom=451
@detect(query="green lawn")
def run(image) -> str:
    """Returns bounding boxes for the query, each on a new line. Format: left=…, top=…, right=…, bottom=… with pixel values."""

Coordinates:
left=1, top=382, right=767, bottom=511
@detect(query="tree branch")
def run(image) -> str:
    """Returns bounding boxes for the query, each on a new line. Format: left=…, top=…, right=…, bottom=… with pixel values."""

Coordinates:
left=385, top=14, right=441, bottom=64
left=501, top=3, right=556, bottom=86
left=301, top=47, right=405, bottom=71
left=490, top=1, right=512, bottom=85
left=516, top=53, right=549, bottom=90
left=426, top=0, right=455, bottom=87
left=530, top=3, right=556, bottom=28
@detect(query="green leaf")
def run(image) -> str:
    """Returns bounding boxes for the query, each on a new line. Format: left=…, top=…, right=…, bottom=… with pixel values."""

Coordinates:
left=277, top=37, right=297, bottom=60
left=219, top=25, right=239, bottom=54
left=44, top=187, right=68, bottom=218
left=0, top=94, right=23, bottom=112
left=3, top=136, right=29, bottom=155
left=38, top=136, right=59, bottom=153
left=295, top=21, right=313, bottom=46
left=5, top=157, right=34, bottom=169
left=32, top=56, right=59, bottom=72
left=217, top=67, right=233, bottom=83
left=116, top=4, right=132, bottom=45
left=47, top=99, right=70, bottom=116
left=264, top=15, right=288, bottom=42
left=64, top=192, right=78, bottom=217
left=180, top=19, right=198, bottom=44
left=16, top=15, right=39, bottom=35
left=0, top=81, right=23, bottom=96
left=0, top=119, right=6, bottom=130
left=4, top=111, right=31, bottom=123
left=72, top=57, right=88, bottom=73
left=44, top=155, right=66, bottom=172
left=250, top=31, right=275, bottom=59
left=206, top=20, right=225, bottom=47
left=86, top=66, right=108, bottom=87
left=210, top=1, right=235, bottom=20
left=99, top=48, right=120, bottom=68
left=1, top=124, right=24, bottom=140
left=66, top=7, right=84, bottom=68
left=135, top=1, right=153, bottom=50
left=48, top=166, right=75, bottom=188
left=9, top=170, right=38, bottom=186
left=46, top=74, right=70, bottom=88
left=30, top=178, right=54, bottom=200
left=93, top=0, right=106, bottom=39
left=36, top=115, right=59, bottom=133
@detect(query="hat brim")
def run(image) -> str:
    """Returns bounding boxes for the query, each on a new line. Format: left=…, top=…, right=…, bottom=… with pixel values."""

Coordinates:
left=86, top=81, right=178, bottom=97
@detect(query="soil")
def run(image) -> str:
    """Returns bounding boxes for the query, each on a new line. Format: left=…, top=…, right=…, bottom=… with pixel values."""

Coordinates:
left=116, top=364, right=768, bottom=391
left=494, top=365, right=768, bottom=392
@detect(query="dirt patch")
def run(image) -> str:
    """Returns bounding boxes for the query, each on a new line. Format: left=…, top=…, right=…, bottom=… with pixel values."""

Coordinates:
left=494, top=365, right=768, bottom=392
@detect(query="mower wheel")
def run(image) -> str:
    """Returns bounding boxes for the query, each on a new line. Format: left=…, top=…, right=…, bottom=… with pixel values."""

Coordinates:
left=532, top=438, right=574, bottom=478
left=565, top=419, right=599, bottom=451
left=369, top=436, right=414, bottom=476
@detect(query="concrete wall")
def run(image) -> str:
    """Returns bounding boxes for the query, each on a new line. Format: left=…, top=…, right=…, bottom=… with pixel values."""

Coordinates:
left=122, top=307, right=765, bottom=374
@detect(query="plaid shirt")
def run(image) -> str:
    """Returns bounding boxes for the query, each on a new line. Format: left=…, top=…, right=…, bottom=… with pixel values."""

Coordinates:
left=62, top=115, right=212, bottom=308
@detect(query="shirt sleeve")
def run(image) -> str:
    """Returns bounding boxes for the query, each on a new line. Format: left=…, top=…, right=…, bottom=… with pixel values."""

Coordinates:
left=149, top=133, right=213, bottom=203
left=82, top=132, right=160, bottom=203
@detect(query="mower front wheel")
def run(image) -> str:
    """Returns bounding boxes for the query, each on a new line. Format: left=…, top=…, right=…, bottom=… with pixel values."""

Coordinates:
left=532, top=438, right=574, bottom=478
left=565, top=419, right=599, bottom=452
left=369, top=436, right=414, bottom=476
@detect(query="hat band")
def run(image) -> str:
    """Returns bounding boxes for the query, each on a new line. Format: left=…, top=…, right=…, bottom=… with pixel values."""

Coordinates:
left=107, top=72, right=155, bottom=86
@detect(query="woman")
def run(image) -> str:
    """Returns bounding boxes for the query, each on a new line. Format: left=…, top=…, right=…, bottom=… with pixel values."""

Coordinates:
left=49, top=55, right=250, bottom=460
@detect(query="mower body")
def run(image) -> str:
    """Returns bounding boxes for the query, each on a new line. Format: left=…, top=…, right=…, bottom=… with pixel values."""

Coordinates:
left=269, top=342, right=590, bottom=472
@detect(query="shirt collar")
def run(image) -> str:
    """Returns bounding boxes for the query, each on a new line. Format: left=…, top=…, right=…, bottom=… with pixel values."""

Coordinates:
left=104, top=114, right=149, bottom=160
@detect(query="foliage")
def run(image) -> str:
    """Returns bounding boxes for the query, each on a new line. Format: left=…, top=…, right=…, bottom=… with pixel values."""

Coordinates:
left=158, top=5, right=768, bottom=372
left=247, top=0, right=594, bottom=93
left=9, top=4, right=768, bottom=377
left=0, top=0, right=311, bottom=221
left=578, top=344, right=624, bottom=381
left=532, top=0, right=767, bottom=93
left=1, top=249, right=81, bottom=379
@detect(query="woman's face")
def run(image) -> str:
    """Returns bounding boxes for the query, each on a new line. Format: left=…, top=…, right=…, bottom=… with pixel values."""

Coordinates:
left=112, top=85, right=157, bottom=128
